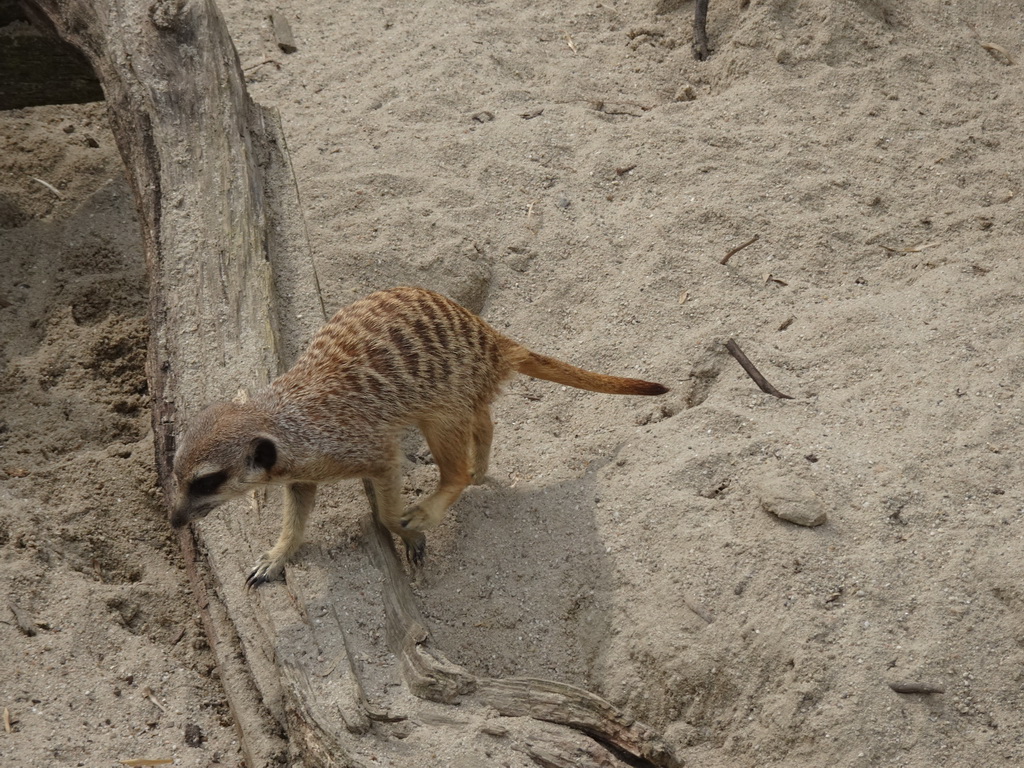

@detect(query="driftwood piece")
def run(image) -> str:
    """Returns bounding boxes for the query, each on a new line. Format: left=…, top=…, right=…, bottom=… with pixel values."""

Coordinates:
left=478, top=678, right=678, bottom=767
left=271, top=12, right=297, bottom=54
left=23, top=2, right=681, bottom=766
left=360, top=481, right=479, bottom=704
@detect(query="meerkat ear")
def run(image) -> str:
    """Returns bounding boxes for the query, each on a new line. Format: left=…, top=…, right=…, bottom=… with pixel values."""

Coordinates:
left=250, top=437, right=278, bottom=472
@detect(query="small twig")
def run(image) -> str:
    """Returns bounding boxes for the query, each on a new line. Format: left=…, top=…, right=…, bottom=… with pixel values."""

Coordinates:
left=965, top=22, right=1014, bottom=65
left=31, top=177, right=65, bottom=200
left=720, top=234, right=759, bottom=265
left=563, top=31, right=578, bottom=54
left=3, top=707, right=12, bottom=733
left=724, top=339, right=794, bottom=400
left=889, top=680, right=945, bottom=695
left=242, top=58, right=281, bottom=74
left=979, top=41, right=1013, bottom=65
left=140, top=686, right=168, bottom=714
left=879, top=241, right=940, bottom=254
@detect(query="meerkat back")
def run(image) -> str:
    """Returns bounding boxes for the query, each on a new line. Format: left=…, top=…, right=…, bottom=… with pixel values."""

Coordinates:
left=273, top=286, right=523, bottom=424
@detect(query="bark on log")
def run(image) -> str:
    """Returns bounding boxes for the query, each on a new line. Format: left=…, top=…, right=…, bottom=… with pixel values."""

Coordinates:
left=23, top=2, right=682, bottom=767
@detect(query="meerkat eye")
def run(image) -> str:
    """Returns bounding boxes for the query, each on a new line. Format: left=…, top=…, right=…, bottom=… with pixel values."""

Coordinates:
left=189, top=470, right=228, bottom=497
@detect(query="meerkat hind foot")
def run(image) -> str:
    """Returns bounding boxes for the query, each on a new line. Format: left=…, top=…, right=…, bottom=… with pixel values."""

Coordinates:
left=246, top=553, right=286, bottom=589
left=399, top=501, right=444, bottom=531
left=404, top=532, right=426, bottom=566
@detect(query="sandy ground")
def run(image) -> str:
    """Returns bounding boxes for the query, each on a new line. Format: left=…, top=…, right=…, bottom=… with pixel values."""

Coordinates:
left=3, top=0, right=1024, bottom=766
left=0, top=104, right=242, bottom=764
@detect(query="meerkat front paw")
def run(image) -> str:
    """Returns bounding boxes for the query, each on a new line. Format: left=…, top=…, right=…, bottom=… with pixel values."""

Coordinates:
left=246, top=553, right=286, bottom=588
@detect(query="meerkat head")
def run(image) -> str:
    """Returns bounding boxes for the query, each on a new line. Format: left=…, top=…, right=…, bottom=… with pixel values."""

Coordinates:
left=170, top=401, right=281, bottom=528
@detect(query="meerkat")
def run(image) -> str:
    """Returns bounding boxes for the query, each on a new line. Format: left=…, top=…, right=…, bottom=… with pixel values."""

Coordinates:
left=170, top=286, right=667, bottom=587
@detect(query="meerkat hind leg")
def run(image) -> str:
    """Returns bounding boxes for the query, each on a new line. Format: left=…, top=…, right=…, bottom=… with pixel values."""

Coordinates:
left=470, top=403, right=493, bottom=484
left=247, top=482, right=317, bottom=588
left=402, top=417, right=473, bottom=532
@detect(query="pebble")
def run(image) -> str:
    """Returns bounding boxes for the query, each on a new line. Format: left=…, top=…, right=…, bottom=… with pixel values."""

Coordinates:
left=755, top=475, right=827, bottom=527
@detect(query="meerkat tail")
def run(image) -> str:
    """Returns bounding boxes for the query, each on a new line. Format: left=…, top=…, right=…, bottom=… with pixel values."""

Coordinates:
left=516, top=350, right=669, bottom=395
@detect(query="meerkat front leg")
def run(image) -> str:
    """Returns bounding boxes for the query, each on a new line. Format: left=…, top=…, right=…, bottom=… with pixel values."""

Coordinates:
left=246, top=482, right=318, bottom=588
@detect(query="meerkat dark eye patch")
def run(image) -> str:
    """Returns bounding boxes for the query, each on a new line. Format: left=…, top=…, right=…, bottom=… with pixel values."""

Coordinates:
left=189, top=470, right=228, bottom=497
left=251, top=438, right=277, bottom=471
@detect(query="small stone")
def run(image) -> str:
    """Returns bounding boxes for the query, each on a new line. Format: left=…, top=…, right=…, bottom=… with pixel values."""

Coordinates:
left=755, top=475, right=826, bottom=527
left=674, top=83, right=697, bottom=102
left=184, top=722, right=205, bottom=747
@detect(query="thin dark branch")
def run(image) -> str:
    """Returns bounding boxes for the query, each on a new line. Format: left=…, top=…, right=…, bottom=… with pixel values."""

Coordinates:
left=720, top=234, right=759, bottom=265
left=724, top=339, right=794, bottom=399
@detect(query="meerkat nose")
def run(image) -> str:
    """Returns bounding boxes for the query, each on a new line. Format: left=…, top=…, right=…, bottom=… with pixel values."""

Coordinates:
left=169, top=504, right=191, bottom=528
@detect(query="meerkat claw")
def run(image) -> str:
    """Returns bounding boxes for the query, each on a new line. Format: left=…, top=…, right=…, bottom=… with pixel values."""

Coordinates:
left=245, top=568, right=265, bottom=589
left=246, top=555, right=284, bottom=589
left=404, top=534, right=426, bottom=566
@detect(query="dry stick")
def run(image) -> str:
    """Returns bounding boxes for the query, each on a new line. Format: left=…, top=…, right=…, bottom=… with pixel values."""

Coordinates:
left=720, top=234, right=759, bottom=265
left=889, top=681, right=946, bottom=695
left=724, top=339, right=794, bottom=400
